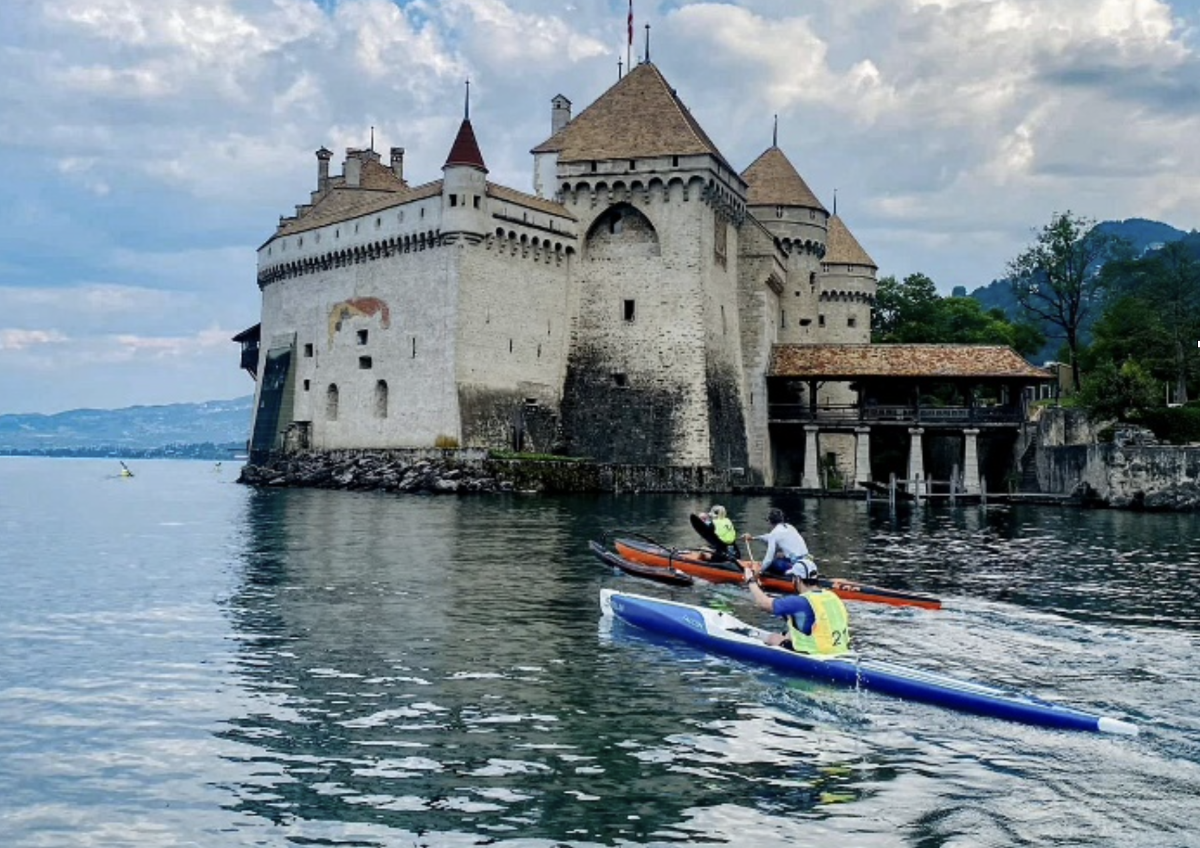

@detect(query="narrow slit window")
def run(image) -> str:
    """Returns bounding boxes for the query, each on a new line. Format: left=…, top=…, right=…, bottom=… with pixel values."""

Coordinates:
left=357, top=329, right=368, bottom=345
left=359, top=356, right=372, bottom=369
left=304, top=343, right=314, bottom=358
left=623, top=299, right=635, bottom=322
left=819, top=314, right=826, bottom=327
left=612, top=373, right=627, bottom=388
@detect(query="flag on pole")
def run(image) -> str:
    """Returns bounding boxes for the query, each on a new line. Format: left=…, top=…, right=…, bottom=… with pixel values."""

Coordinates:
left=627, top=0, right=634, bottom=47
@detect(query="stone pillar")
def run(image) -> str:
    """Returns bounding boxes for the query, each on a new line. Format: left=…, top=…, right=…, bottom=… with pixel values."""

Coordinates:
left=962, top=427, right=981, bottom=495
left=854, top=426, right=871, bottom=489
left=907, top=427, right=925, bottom=497
left=802, top=425, right=821, bottom=489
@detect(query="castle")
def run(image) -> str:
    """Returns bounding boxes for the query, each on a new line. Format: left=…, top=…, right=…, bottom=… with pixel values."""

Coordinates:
left=243, top=61, right=880, bottom=486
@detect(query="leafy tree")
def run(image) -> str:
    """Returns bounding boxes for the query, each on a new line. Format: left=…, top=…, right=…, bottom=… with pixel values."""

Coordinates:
left=1007, top=211, right=1125, bottom=391
left=872, top=273, right=1044, bottom=356
left=872, top=273, right=942, bottom=342
left=1076, top=359, right=1160, bottom=422
left=1093, top=241, right=1200, bottom=403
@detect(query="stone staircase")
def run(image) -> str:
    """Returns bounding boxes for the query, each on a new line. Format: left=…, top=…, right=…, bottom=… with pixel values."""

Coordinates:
left=1017, top=429, right=1041, bottom=493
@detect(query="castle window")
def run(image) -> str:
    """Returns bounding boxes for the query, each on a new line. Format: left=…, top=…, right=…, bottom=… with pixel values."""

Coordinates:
left=781, top=310, right=786, bottom=328
left=420, top=207, right=425, bottom=218
left=297, top=237, right=303, bottom=247
left=819, top=314, right=826, bottom=327
left=473, top=195, right=480, bottom=209
left=537, top=344, right=542, bottom=358
left=335, top=228, right=340, bottom=238
left=326, top=384, right=339, bottom=420
left=590, top=161, right=597, bottom=172
left=374, top=380, right=388, bottom=418
left=612, top=373, right=628, bottom=388
left=450, top=195, right=458, bottom=207
left=721, top=305, right=726, bottom=335
left=672, top=156, right=679, bottom=167
left=775, top=206, right=783, bottom=218
left=357, top=330, right=368, bottom=345
left=628, top=160, right=636, bottom=169
left=810, top=271, right=817, bottom=288
left=623, top=299, right=636, bottom=322
left=412, top=337, right=417, bottom=358
left=359, top=356, right=372, bottom=369
left=375, top=217, right=381, bottom=228
left=304, top=343, right=313, bottom=358
left=848, top=317, right=857, bottom=328
left=609, top=211, right=624, bottom=235
left=354, top=223, right=359, bottom=233
left=810, top=210, right=816, bottom=219
left=509, top=339, right=513, bottom=353
left=303, top=379, right=310, bottom=391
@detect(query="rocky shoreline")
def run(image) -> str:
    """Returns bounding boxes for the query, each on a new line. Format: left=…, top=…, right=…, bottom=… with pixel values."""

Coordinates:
left=237, top=451, right=516, bottom=494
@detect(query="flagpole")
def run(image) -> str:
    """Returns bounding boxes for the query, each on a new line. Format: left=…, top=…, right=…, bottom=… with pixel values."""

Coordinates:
left=626, top=0, right=633, bottom=71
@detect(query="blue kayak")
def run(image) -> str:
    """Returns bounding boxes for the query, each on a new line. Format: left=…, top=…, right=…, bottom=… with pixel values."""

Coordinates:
left=600, top=589, right=1137, bottom=735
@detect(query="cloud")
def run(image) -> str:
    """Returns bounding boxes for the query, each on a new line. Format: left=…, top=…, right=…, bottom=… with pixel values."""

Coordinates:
left=1, top=0, right=1199, bottom=412
left=0, top=328, right=70, bottom=351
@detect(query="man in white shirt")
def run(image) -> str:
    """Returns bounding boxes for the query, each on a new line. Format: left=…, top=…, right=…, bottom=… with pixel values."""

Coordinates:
left=743, top=508, right=815, bottom=578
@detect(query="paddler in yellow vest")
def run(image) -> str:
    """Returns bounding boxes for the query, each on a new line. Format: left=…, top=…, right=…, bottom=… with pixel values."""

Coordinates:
left=742, top=558, right=851, bottom=655
left=698, top=504, right=740, bottom=562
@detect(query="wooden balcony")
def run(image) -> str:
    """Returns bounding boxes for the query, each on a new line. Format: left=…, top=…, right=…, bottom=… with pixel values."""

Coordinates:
left=767, top=403, right=1026, bottom=427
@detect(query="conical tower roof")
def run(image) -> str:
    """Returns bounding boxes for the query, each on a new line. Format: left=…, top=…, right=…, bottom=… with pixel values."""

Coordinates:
left=445, top=118, right=487, bottom=171
left=531, top=62, right=734, bottom=172
left=825, top=214, right=877, bottom=268
left=741, top=146, right=826, bottom=212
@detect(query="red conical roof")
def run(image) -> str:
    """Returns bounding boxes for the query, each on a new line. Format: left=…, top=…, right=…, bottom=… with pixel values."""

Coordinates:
left=444, top=118, right=487, bottom=171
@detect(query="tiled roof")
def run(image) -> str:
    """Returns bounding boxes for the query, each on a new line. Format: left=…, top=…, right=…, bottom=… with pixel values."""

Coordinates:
left=272, top=180, right=441, bottom=239
left=824, top=215, right=876, bottom=268
left=742, top=146, right=826, bottom=210
left=487, top=183, right=576, bottom=220
left=531, top=62, right=735, bottom=172
left=445, top=118, right=487, bottom=170
left=770, top=344, right=1054, bottom=379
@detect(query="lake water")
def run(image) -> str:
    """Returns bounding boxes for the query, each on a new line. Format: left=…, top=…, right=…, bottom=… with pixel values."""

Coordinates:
left=2, top=457, right=1199, bottom=847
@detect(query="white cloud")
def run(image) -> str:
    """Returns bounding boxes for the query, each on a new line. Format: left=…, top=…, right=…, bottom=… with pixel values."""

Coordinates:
left=0, top=328, right=70, bottom=351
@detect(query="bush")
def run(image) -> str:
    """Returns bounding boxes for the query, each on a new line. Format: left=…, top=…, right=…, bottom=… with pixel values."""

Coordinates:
left=1134, top=407, right=1200, bottom=445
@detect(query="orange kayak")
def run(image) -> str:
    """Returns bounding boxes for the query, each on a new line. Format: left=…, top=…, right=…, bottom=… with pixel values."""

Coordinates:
left=609, top=536, right=942, bottom=610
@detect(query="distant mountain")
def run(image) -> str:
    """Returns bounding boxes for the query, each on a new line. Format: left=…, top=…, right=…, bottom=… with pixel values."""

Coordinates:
left=968, top=218, right=1193, bottom=362
left=0, top=396, right=253, bottom=456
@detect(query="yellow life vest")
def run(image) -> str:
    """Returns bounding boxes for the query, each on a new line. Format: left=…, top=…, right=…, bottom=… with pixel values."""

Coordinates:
left=787, top=589, right=851, bottom=655
left=713, top=516, right=737, bottom=545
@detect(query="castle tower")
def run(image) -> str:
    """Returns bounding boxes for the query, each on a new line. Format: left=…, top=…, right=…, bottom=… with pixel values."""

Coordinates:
left=820, top=214, right=877, bottom=345
left=741, top=146, right=828, bottom=344
left=441, top=98, right=489, bottom=243
left=531, top=62, right=751, bottom=469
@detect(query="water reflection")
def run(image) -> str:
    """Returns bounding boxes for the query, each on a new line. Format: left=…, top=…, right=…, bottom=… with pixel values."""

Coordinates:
left=219, top=489, right=1200, bottom=845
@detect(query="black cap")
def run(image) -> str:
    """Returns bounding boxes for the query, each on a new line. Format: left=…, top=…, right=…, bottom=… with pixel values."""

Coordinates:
left=767, top=508, right=785, bottom=525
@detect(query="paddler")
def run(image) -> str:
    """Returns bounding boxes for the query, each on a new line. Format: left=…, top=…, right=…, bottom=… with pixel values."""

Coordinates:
left=697, top=504, right=740, bottom=562
left=742, top=507, right=814, bottom=578
left=742, top=558, right=851, bottom=655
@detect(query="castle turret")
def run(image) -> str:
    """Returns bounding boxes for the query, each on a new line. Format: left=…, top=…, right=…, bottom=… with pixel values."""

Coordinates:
left=820, top=214, right=877, bottom=344
left=742, top=145, right=828, bottom=343
left=441, top=99, right=489, bottom=240
left=551, top=94, right=571, bottom=134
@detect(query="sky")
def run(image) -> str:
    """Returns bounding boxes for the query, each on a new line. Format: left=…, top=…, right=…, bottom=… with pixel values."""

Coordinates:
left=2, top=0, right=1199, bottom=415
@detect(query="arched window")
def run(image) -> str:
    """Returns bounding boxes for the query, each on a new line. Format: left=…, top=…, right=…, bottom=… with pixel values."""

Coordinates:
left=374, top=380, right=388, bottom=418
left=326, top=384, right=339, bottom=420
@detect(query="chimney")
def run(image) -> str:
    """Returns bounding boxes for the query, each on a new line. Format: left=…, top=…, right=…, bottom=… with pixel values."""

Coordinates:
left=344, top=148, right=362, bottom=187
left=390, top=146, right=405, bottom=183
left=316, top=147, right=332, bottom=191
left=551, top=94, right=571, bottom=135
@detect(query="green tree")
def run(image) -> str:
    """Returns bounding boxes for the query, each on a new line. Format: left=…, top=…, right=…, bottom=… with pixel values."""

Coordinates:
left=872, top=274, right=1044, bottom=355
left=1076, top=359, right=1160, bottom=422
left=1093, top=241, right=1200, bottom=403
left=1007, top=211, right=1124, bottom=391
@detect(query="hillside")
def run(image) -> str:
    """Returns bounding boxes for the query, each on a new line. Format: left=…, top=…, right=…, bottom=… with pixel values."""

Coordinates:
left=968, top=217, right=1193, bottom=362
left=0, top=396, right=253, bottom=457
